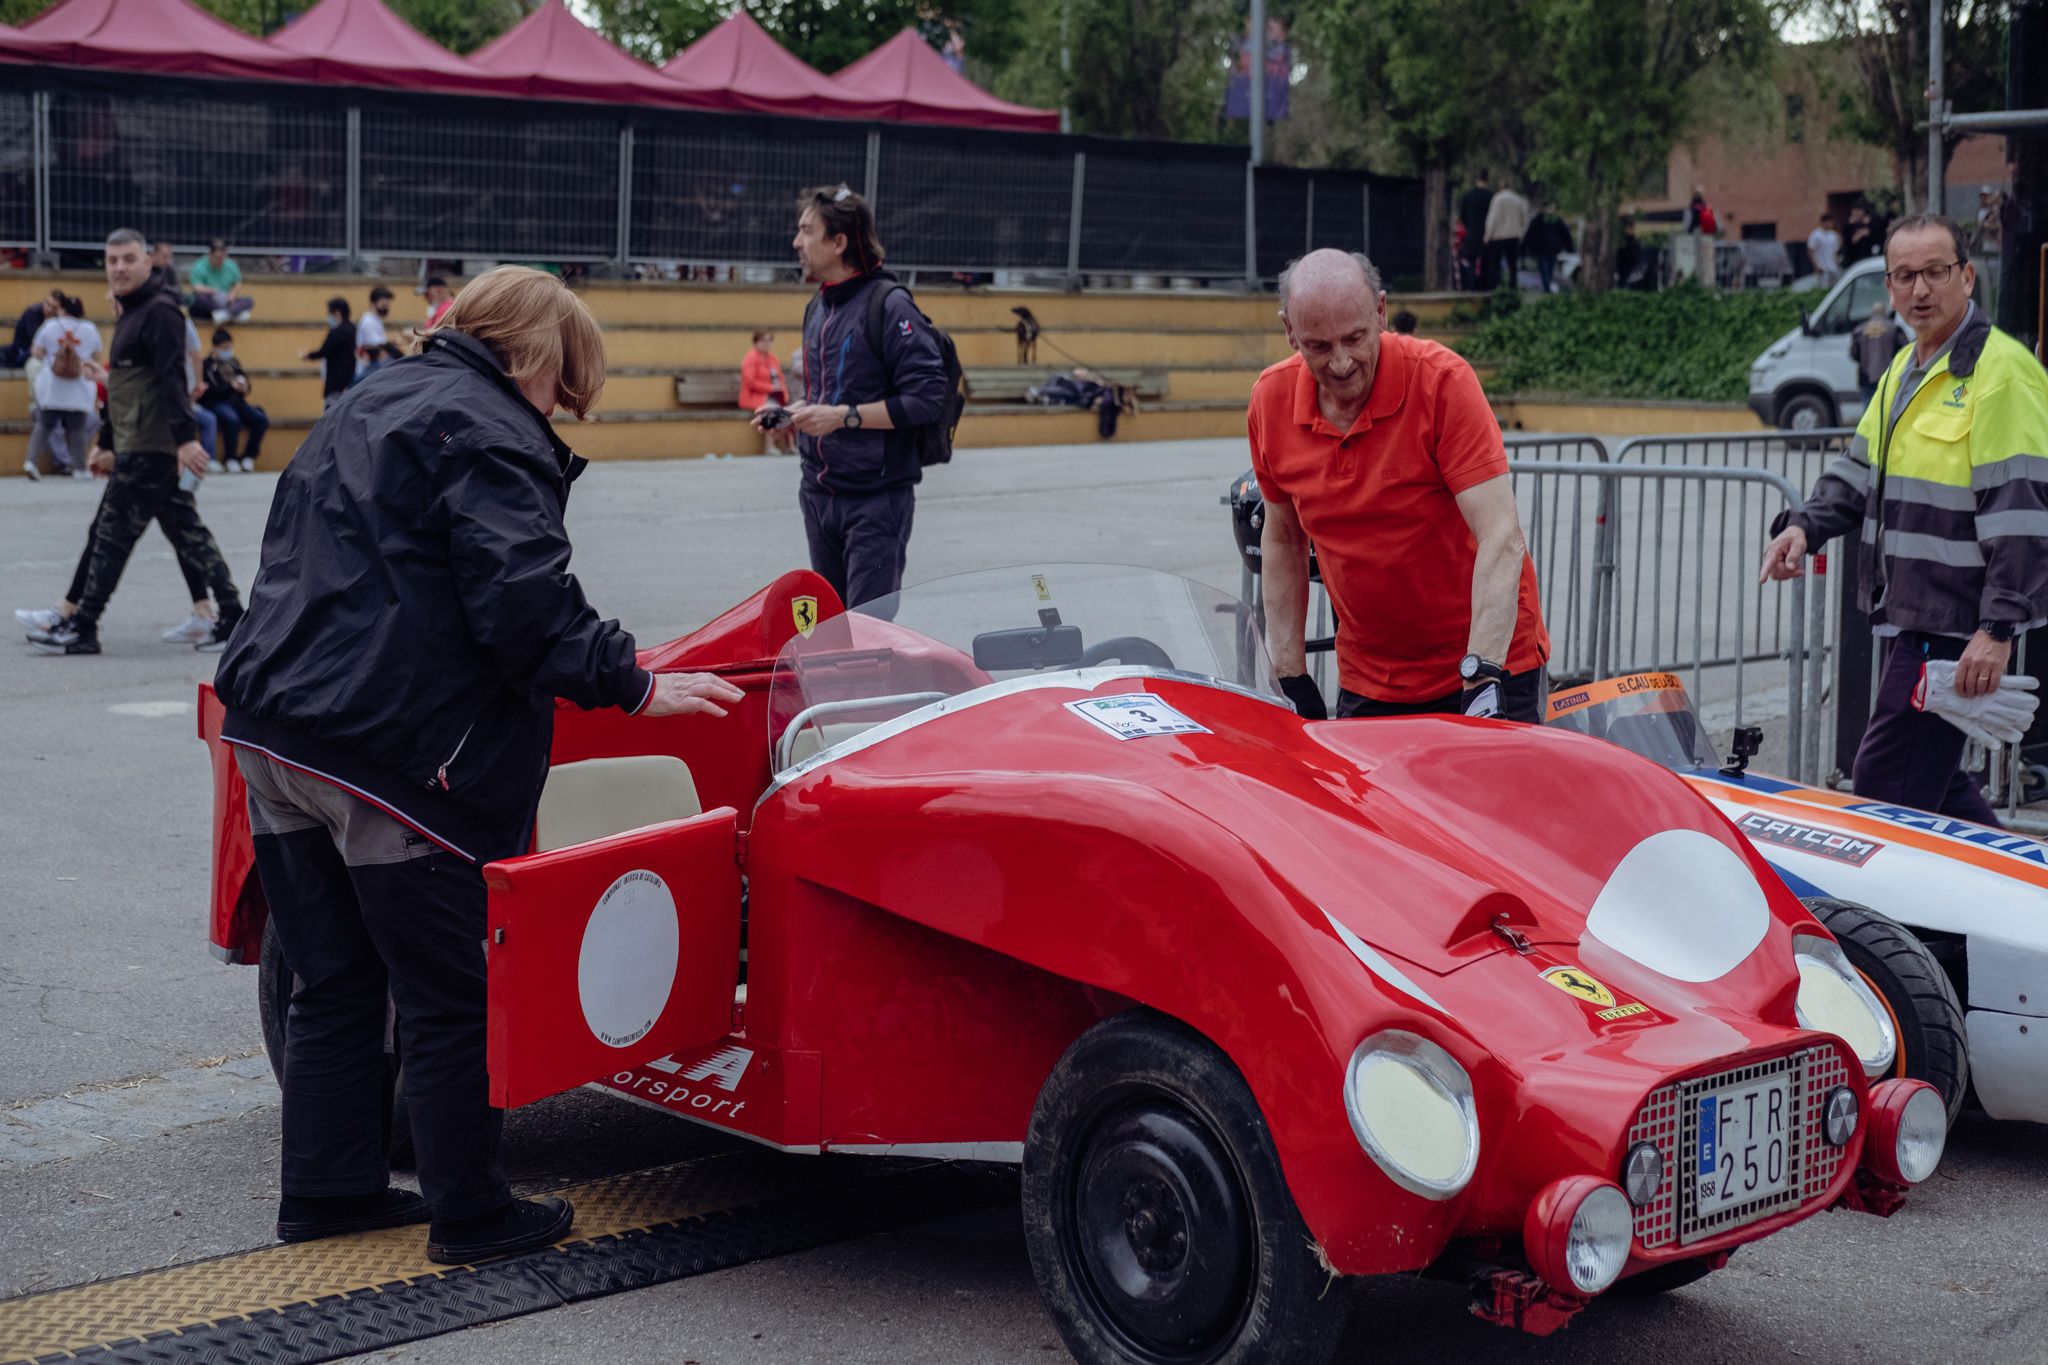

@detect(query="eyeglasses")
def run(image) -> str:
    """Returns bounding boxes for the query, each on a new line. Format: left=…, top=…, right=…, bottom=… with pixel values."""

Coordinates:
left=1885, top=261, right=1963, bottom=290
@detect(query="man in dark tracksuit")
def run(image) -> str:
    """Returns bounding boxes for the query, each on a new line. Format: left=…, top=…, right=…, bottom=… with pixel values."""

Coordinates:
left=31, top=228, right=241, bottom=656
left=762, top=185, right=949, bottom=611
left=214, top=273, right=741, bottom=1261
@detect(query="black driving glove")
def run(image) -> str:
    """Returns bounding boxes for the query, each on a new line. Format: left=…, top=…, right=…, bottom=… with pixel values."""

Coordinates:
left=1279, top=674, right=1327, bottom=720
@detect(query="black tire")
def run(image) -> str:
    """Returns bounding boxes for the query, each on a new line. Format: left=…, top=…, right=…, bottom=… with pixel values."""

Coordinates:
left=1802, top=898, right=1969, bottom=1125
left=1612, top=1256, right=1721, bottom=1297
left=1022, top=1012, right=1353, bottom=1365
left=1777, top=390, right=1836, bottom=432
left=258, top=918, right=415, bottom=1168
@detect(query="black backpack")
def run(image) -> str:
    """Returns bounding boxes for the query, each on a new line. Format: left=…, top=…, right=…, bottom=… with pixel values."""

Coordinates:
left=863, top=282, right=965, bottom=466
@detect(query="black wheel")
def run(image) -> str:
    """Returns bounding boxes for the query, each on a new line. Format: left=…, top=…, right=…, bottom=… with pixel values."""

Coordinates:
left=1777, top=390, right=1836, bottom=432
left=1022, top=1012, right=1352, bottom=1365
left=259, top=918, right=415, bottom=1167
left=1612, top=1256, right=1721, bottom=1297
left=1802, top=898, right=1969, bottom=1125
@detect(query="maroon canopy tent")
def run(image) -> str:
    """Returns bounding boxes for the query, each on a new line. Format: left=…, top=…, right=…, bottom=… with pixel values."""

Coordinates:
left=268, top=0, right=514, bottom=96
left=469, top=0, right=707, bottom=108
left=20, top=0, right=316, bottom=82
left=831, top=29, right=1058, bottom=133
left=661, top=12, right=886, bottom=121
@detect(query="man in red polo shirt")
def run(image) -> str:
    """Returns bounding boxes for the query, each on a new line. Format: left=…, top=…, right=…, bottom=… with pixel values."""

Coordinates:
left=1251, top=249, right=1549, bottom=720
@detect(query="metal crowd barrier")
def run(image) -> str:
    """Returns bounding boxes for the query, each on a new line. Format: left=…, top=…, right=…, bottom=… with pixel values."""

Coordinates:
left=1504, top=457, right=1819, bottom=782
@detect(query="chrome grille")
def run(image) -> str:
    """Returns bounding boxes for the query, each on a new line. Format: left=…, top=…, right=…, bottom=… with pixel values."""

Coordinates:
left=1624, top=1045, right=1848, bottom=1251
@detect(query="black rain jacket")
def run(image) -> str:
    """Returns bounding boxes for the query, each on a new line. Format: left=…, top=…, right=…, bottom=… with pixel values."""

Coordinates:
left=216, top=330, right=652, bottom=863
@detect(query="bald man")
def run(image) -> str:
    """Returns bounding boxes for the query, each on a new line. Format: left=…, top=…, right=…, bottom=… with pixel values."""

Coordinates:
left=1249, top=249, right=1549, bottom=721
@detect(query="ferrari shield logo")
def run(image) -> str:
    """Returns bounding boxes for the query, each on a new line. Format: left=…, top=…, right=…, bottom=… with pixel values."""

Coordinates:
left=1542, top=966, right=1616, bottom=1008
left=791, top=596, right=818, bottom=638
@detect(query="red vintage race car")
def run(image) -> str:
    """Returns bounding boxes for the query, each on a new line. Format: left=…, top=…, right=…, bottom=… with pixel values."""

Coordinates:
left=201, top=563, right=1946, bottom=1363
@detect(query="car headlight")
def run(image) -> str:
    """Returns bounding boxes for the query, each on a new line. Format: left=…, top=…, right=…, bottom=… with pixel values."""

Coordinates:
left=1792, top=932, right=1896, bottom=1077
left=1524, top=1176, right=1633, bottom=1295
left=1344, top=1031, right=1479, bottom=1200
left=1867, top=1079, right=1947, bottom=1185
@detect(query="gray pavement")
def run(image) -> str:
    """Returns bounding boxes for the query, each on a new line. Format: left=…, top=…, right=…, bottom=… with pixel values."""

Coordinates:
left=3, top=440, right=2044, bottom=1365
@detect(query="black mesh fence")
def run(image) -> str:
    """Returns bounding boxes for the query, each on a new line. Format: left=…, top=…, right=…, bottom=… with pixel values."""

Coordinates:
left=630, top=117, right=866, bottom=264
left=0, top=91, right=33, bottom=246
left=4, top=69, right=1422, bottom=283
left=1078, top=143, right=1246, bottom=276
left=361, top=105, right=619, bottom=259
left=1253, top=167, right=1310, bottom=279
left=45, top=87, right=347, bottom=250
left=876, top=126, right=1073, bottom=273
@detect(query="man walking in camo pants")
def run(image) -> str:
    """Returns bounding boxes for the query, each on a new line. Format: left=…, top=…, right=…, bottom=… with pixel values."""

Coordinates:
left=29, top=227, right=242, bottom=657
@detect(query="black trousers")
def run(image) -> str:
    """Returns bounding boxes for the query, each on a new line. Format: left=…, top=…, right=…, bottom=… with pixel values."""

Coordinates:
left=239, top=749, right=510, bottom=1222
left=1852, top=632, right=2000, bottom=827
left=65, top=475, right=212, bottom=607
left=73, top=453, right=239, bottom=630
left=1337, top=665, right=1547, bottom=723
left=799, top=483, right=915, bottom=611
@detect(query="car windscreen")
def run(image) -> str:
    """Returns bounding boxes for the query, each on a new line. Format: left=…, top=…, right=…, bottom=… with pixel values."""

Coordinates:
left=1545, top=672, right=1719, bottom=771
left=768, top=564, right=1274, bottom=770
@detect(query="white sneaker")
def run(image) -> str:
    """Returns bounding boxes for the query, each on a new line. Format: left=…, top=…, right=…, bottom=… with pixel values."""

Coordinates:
left=72, top=470, right=91, bottom=482
left=161, top=613, right=214, bottom=644
left=208, top=459, right=226, bottom=474
left=21, top=459, right=40, bottom=482
left=232, top=309, right=252, bottom=323
left=15, top=607, right=62, bottom=631
left=239, top=458, right=255, bottom=472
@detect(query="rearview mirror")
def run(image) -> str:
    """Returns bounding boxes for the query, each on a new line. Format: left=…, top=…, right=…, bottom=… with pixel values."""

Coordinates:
left=1799, top=311, right=1815, bottom=338
left=973, top=624, right=1084, bottom=671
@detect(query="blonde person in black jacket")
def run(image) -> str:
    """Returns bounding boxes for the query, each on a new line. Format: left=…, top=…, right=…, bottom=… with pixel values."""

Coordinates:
left=216, top=267, right=743, bottom=1262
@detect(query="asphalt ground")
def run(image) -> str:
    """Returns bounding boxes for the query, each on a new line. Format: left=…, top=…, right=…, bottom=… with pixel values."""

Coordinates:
left=2, top=440, right=2043, bottom=1365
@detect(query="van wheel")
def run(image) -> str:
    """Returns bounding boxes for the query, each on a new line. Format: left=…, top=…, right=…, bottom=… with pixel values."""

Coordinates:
left=1022, top=1012, right=1353, bottom=1365
left=1778, top=391, right=1835, bottom=431
left=259, top=919, right=415, bottom=1168
left=1801, top=898, right=1968, bottom=1125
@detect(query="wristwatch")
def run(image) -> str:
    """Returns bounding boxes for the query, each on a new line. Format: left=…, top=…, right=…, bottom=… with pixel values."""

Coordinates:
left=1981, top=620, right=2016, bottom=642
left=842, top=405, right=862, bottom=429
left=1459, top=653, right=1507, bottom=687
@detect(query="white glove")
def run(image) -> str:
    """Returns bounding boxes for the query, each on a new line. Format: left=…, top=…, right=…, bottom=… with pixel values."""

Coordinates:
left=1461, top=682, right=1501, bottom=719
left=1915, top=660, right=2039, bottom=747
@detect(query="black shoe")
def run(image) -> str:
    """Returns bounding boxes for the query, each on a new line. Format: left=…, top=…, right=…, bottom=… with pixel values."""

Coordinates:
left=427, top=1195, right=574, bottom=1265
left=276, top=1187, right=432, bottom=1244
left=29, top=623, right=98, bottom=655
left=195, top=615, right=237, bottom=653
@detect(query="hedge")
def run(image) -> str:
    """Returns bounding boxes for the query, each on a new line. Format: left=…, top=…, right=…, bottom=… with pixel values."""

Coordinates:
left=1457, top=283, right=1811, bottom=404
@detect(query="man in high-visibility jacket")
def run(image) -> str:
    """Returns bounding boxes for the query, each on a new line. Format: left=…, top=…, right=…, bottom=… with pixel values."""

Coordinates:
left=1762, top=214, right=2048, bottom=826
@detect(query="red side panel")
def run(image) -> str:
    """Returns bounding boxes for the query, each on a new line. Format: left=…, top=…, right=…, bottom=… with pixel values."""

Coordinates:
left=198, top=683, right=264, bottom=964
left=484, top=809, right=743, bottom=1108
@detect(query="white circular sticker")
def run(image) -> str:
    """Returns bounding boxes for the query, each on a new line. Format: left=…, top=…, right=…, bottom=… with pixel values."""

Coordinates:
left=577, top=869, right=680, bottom=1049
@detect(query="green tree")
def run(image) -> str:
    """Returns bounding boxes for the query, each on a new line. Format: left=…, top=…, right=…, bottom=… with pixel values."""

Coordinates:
left=1799, top=0, right=2005, bottom=212
left=993, top=0, right=1237, bottom=141
left=1524, top=0, right=1774, bottom=291
left=1303, top=0, right=1538, bottom=288
left=584, top=0, right=1023, bottom=73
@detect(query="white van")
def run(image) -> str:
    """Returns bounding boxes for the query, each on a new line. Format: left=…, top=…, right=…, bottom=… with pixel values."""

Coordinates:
left=1747, top=257, right=1891, bottom=430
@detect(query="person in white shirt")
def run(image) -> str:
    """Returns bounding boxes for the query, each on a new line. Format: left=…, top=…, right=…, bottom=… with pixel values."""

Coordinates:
left=354, top=286, right=394, bottom=384
left=1806, top=212, right=1842, bottom=285
left=25, top=294, right=102, bottom=481
left=1482, top=182, right=1533, bottom=292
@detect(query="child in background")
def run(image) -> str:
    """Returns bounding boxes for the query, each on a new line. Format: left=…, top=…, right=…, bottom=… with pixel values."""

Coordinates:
left=739, top=329, right=792, bottom=454
left=303, top=297, right=357, bottom=410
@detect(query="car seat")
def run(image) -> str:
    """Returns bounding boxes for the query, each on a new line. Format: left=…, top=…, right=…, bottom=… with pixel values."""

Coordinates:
left=534, top=754, right=702, bottom=852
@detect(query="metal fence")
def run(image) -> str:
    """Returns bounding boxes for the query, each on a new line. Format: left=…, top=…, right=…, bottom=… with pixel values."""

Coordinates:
left=0, top=68, right=1425, bottom=284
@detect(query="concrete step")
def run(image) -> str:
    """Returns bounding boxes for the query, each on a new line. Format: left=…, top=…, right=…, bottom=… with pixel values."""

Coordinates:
left=3, top=363, right=1271, bottom=424
left=2, top=397, right=1250, bottom=469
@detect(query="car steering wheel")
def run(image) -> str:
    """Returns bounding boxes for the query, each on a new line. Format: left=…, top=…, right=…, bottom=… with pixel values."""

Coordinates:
left=1076, top=636, right=1176, bottom=670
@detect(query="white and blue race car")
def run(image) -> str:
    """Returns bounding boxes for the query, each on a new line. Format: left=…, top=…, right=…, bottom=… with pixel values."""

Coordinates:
left=1549, top=672, right=2047, bottom=1128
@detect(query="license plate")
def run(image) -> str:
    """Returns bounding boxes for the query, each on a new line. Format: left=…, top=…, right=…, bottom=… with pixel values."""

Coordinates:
left=1693, top=1075, right=1792, bottom=1216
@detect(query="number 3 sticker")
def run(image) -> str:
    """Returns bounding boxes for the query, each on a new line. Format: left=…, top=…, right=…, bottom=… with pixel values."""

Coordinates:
left=1066, top=693, right=1210, bottom=740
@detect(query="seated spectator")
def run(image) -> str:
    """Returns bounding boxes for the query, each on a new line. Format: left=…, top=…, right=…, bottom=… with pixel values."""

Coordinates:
left=190, top=239, right=255, bottom=322
left=739, top=329, right=791, bottom=454
left=25, top=294, right=101, bottom=481
left=354, top=286, right=396, bottom=384
left=1390, top=309, right=1419, bottom=335
left=203, top=327, right=268, bottom=472
left=422, top=276, right=455, bottom=330
left=303, top=297, right=357, bottom=410
left=6, top=289, right=60, bottom=369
